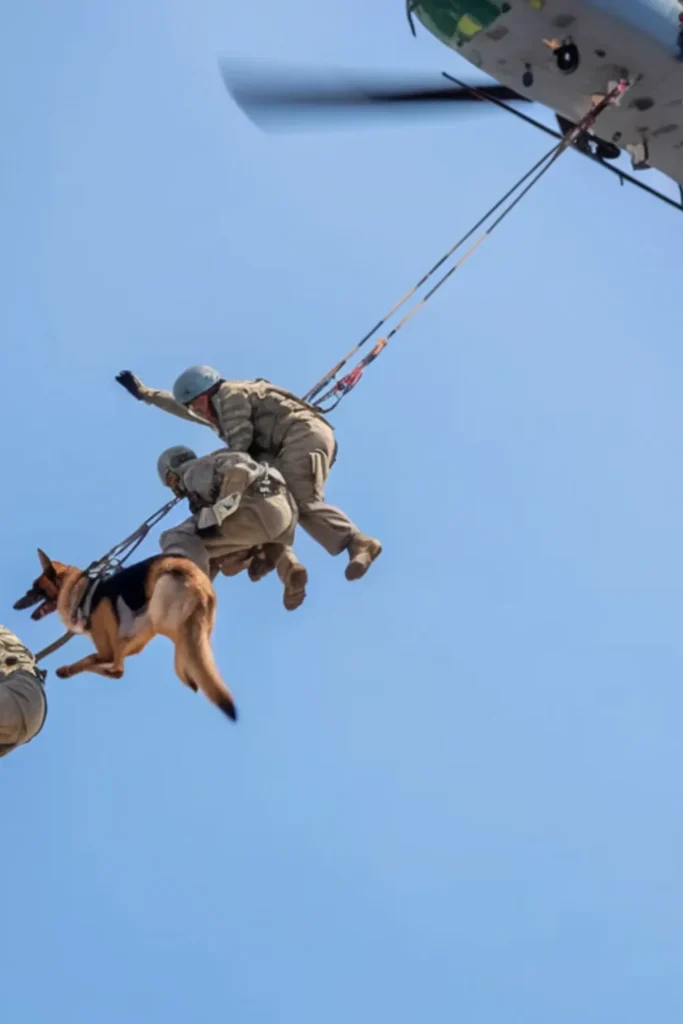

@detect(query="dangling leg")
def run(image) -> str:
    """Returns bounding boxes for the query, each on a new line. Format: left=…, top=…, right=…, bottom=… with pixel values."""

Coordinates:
left=275, top=421, right=382, bottom=581
left=269, top=544, right=308, bottom=611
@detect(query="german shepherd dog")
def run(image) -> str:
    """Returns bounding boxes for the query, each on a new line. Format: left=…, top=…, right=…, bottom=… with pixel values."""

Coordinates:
left=13, top=549, right=237, bottom=720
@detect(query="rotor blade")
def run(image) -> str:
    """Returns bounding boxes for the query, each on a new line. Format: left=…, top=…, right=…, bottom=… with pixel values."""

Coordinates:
left=219, top=60, right=529, bottom=130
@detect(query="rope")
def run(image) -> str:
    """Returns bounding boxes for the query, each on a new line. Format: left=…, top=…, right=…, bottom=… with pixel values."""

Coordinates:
left=84, top=496, right=181, bottom=577
left=442, top=72, right=683, bottom=216
left=307, top=81, right=629, bottom=412
left=34, top=632, right=76, bottom=663
left=313, top=143, right=562, bottom=411
left=303, top=144, right=558, bottom=406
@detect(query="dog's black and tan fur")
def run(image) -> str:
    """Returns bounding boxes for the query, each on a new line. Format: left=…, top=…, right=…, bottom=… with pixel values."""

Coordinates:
left=14, top=549, right=237, bottom=720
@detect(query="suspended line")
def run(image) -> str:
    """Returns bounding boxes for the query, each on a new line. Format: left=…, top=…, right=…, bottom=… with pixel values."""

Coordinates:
left=308, top=82, right=630, bottom=411
left=303, top=142, right=560, bottom=405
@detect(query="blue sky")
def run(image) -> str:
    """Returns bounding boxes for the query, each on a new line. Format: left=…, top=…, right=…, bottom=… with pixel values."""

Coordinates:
left=3, top=1, right=683, bottom=1021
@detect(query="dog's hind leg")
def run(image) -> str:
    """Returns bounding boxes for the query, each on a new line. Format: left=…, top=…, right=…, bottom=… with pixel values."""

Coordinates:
left=173, top=639, right=199, bottom=692
left=148, top=571, right=235, bottom=717
left=147, top=574, right=201, bottom=693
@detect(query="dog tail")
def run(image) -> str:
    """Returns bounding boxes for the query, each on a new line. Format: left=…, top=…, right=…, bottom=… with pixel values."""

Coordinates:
left=150, top=570, right=237, bottom=721
left=175, top=605, right=237, bottom=721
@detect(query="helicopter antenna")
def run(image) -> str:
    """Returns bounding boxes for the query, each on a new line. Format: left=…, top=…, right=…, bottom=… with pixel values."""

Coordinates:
left=405, top=1, right=417, bottom=36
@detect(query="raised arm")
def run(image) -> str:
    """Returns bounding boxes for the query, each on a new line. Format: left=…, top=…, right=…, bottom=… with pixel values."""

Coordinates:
left=115, top=370, right=211, bottom=427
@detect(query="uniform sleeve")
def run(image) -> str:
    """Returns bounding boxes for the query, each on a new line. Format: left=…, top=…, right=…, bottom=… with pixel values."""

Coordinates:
left=179, top=456, right=220, bottom=506
left=212, top=452, right=259, bottom=499
left=141, top=388, right=211, bottom=427
left=214, top=386, right=254, bottom=451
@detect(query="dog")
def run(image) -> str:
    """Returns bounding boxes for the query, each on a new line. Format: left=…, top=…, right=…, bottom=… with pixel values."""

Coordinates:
left=13, top=549, right=237, bottom=720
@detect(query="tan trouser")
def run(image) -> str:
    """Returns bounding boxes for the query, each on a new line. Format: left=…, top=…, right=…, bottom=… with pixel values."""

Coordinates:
left=273, top=419, right=359, bottom=556
left=0, top=671, right=47, bottom=758
left=159, top=490, right=298, bottom=578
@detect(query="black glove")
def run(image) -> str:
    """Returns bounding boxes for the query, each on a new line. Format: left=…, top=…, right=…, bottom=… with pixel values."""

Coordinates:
left=116, top=370, right=145, bottom=400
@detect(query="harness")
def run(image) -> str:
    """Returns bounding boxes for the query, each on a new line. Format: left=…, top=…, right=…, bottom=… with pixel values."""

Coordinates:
left=71, top=574, right=103, bottom=632
left=250, top=464, right=285, bottom=498
left=195, top=462, right=286, bottom=531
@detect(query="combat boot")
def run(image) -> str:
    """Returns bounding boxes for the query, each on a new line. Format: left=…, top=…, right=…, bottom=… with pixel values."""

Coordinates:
left=276, top=549, right=308, bottom=611
left=345, top=533, right=382, bottom=581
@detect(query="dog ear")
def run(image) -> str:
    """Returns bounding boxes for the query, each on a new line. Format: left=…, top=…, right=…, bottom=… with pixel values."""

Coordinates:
left=37, top=548, right=57, bottom=581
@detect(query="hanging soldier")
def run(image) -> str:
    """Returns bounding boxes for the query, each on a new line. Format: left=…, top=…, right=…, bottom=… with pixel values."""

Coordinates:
left=157, top=444, right=308, bottom=611
left=117, top=366, right=382, bottom=580
left=0, top=626, right=47, bottom=759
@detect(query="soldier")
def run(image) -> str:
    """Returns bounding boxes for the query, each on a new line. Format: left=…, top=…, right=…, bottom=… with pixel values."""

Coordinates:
left=0, top=625, right=47, bottom=759
left=117, top=366, right=382, bottom=581
left=157, top=445, right=308, bottom=611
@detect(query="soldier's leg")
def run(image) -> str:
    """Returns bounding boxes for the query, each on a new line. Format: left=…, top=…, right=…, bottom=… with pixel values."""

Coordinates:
left=160, top=498, right=308, bottom=608
left=274, top=420, right=382, bottom=579
left=216, top=551, right=254, bottom=579
left=159, top=518, right=213, bottom=575
left=160, top=513, right=262, bottom=579
left=246, top=492, right=307, bottom=610
left=0, top=671, right=47, bottom=758
left=258, top=494, right=307, bottom=610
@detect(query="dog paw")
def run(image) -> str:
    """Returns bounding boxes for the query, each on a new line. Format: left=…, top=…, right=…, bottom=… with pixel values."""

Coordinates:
left=55, top=666, right=70, bottom=679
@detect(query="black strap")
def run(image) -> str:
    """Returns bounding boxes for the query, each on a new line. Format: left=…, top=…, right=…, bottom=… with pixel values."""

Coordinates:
left=73, top=575, right=102, bottom=630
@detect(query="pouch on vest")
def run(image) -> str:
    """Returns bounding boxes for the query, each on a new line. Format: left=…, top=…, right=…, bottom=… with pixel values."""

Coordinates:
left=309, top=450, right=329, bottom=501
left=196, top=492, right=242, bottom=530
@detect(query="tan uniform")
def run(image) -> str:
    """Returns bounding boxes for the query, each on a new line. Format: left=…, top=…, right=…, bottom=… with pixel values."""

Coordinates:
left=142, top=379, right=360, bottom=556
left=159, top=450, right=298, bottom=578
left=0, top=626, right=47, bottom=758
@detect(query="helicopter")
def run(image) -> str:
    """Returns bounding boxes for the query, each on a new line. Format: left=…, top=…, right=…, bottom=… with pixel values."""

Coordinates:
left=221, top=0, right=683, bottom=212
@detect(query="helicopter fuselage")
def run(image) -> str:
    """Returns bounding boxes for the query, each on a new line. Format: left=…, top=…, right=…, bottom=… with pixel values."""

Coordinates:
left=411, top=0, right=683, bottom=183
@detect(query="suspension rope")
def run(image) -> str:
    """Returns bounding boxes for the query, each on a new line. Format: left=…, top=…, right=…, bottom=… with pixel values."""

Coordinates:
left=302, top=144, right=559, bottom=406
left=443, top=72, right=683, bottom=215
left=84, top=496, right=181, bottom=577
left=307, top=81, right=629, bottom=412
left=312, top=143, right=562, bottom=411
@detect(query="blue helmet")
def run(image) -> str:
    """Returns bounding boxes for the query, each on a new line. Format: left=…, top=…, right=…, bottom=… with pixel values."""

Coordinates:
left=172, top=365, right=222, bottom=405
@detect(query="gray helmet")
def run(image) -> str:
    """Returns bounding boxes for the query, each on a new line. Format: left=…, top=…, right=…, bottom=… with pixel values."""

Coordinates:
left=172, top=365, right=222, bottom=405
left=157, top=445, right=197, bottom=486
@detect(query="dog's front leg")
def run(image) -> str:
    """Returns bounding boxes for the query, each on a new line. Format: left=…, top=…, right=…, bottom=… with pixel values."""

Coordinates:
left=56, top=653, right=124, bottom=680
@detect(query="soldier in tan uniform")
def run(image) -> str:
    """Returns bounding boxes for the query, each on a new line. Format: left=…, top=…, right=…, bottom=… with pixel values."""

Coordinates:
left=117, top=366, right=382, bottom=580
left=0, top=626, right=47, bottom=759
left=157, top=445, right=308, bottom=610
